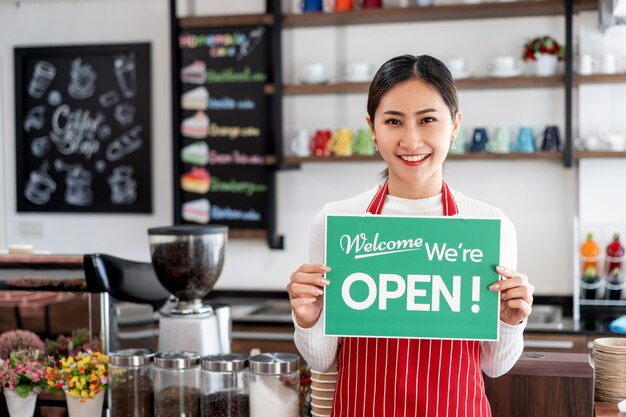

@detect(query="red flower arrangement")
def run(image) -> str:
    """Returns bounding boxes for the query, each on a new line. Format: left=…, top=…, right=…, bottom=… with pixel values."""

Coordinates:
left=522, top=36, right=565, bottom=61
left=0, top=350, right=51, bottom=398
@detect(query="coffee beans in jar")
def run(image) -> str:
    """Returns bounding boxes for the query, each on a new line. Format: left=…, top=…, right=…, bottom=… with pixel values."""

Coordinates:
left=201, top=353, right=249, bottom=417
left=154, top=351, right=202, bottom=417
left=109, top=349, right=155, bottom=417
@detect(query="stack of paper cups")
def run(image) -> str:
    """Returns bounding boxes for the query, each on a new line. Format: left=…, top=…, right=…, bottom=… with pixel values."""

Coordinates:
left=310, top=366, right=338, bottom=416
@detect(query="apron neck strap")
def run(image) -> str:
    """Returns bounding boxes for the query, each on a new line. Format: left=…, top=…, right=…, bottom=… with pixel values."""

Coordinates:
left=366, top=180, right=458, bottom=216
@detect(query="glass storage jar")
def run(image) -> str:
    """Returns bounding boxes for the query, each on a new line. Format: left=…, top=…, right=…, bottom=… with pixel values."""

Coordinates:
left=248, top=353, right=300, bottom=417
left=201, top=353, right=249, bottom=417
left=109, top=349, right=155, bottom=417
left=154, top=351, right=202, bottom=417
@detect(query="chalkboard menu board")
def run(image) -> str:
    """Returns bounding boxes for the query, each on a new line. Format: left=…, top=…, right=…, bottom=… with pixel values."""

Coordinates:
left=176, top=26, right=270, bottom=230
left=14, top=43, right=152, bottom=213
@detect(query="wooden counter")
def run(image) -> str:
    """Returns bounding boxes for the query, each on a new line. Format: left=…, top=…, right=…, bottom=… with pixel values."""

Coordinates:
left=596, top=402, right=626, bottom=417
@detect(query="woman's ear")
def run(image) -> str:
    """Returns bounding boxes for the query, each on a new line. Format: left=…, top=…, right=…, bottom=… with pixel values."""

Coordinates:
left=452, top=111, right=463, bottom=139
left=365, top=115, right=378, bottom=151
left=365, top=115, right=375, bottom=139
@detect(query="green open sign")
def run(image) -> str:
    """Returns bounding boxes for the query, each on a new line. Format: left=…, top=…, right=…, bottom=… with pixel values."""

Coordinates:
left=324, top=215, right=501, bottom=341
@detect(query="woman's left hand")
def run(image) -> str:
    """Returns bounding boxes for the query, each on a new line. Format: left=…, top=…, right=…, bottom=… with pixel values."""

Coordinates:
left=489, top=265, right=534, bottom=326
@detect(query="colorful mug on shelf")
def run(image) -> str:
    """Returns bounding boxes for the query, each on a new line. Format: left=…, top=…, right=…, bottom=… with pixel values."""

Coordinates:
left=310, top=129, right=332, bottom=156
left=335, top=0, right=353, bottom=10
left=485, top=127, right=511, bottom=154
left=329, top=128, right=354, bottom=156
left=290, top=129, right=311, bottom=157
left=363, top=0, right=382, bottom=7
left=353, top=128, right=375, bottom=155
left=303, top=0, right=324, bottom=12
left=449, top=128, right=466, bottom=155
left=469, top=127, right=489, bottom=153
left=514, top=127, right=536, bottom=153
left=541, top=125, right=562, bottom=152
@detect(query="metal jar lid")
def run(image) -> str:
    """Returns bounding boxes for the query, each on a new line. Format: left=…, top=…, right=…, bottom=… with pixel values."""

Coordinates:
left=202, top=353, right=248, bottom=372
left=154, top=351, right=202, bottom=369
left=110, top=349, right=155, bottom=367
left=249, top=353, right=300, bottom=375
left=148, top=225, right=228, bottom=236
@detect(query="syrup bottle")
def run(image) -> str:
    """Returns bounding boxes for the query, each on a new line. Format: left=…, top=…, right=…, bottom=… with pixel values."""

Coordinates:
left=605, top=234, right=624, bottom=301
left=580, top=233, right=600, bottom=300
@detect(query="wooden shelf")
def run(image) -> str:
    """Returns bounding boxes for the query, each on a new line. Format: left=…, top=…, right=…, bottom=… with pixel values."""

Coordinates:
left=0, top=254, right=83, bottom=269
left=283, top=1, right=564, bottom=27
left=574, top=0, right=597, bottom=12
left=230, top=229, right=267, bottom=239
left=284, top=152, right=562, bottom=164
left=283, top=76, right=564, bottom=95
left=574, top=73, right=626, bottom=85
left=574, top=151, right=626, bottom=159
left=178, top=14, right=273, bottom=28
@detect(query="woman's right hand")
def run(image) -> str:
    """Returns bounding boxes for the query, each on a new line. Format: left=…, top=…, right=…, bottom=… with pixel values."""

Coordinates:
left=286, top=263, right=330, bottom=329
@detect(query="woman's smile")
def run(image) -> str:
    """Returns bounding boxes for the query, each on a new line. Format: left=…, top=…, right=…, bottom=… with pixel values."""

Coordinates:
left=398, top=153, right=432, bottom=165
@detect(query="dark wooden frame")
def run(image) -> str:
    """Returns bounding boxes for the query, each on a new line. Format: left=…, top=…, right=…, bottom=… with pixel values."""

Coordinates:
left=14, top=43, right=153, bottom=213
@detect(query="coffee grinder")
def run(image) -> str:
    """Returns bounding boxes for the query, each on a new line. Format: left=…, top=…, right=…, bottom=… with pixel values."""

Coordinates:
left=148, top=225, right=230, bottom=354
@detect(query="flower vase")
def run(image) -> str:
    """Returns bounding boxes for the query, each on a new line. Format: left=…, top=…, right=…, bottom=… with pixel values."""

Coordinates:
left=65, top=391, right=105, bottom=417
left=4, top=390, right=37, bottom=417
left=534, top=53, right=558, bottom=76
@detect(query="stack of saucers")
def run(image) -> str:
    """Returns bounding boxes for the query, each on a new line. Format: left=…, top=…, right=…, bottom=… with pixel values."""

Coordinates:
left=310, top=366, right=338, bottom=417
left=593, top=337, right=626, bottom=402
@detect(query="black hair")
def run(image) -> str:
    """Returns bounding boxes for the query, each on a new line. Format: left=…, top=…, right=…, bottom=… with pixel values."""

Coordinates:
left=367, top=54, right=459, bottom=126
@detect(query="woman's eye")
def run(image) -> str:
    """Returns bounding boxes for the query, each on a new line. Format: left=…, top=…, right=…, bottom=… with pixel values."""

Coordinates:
left=421, top=117, right=436, bottom=123
left=384, top=119, right=401, bottom=125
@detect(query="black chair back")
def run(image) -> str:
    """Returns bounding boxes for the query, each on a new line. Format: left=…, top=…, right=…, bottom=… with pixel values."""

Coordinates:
left=83, top=253, right=170, bottom=308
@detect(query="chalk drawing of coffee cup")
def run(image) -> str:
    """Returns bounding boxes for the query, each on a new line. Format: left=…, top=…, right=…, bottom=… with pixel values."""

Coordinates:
left=114, top=103, right=135, bottom=127
left=99, top=90, right=120, bottom=108
left=31, top=136, right=51, bottom=158
left=23, top=105, right=46, bottom=132
left=65, top=166, right=93, bottom=206
left=68, top=59, right=97, bottom=100
left=108, top=166, right=137, bottom=205
left=28, top=61, right=57, bottom=99
left=24, top=167, right=57, bottom=205
left=114, top=53, right=137, bottom=99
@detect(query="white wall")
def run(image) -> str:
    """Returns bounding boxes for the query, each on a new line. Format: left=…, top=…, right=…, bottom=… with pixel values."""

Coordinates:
left=0, top=0, right=172, bottom=260
left=3, top=0, right=623, bottom=295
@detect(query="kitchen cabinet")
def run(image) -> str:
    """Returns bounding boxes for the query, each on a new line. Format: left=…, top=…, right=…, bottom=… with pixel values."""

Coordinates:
left=484, top=351, right=594, bottom=417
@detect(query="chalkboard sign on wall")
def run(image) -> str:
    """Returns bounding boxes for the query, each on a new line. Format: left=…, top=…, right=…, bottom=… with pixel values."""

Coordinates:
left=175, top=26, right=270, bottom=230
left=14, top=43, right=152, bottom=213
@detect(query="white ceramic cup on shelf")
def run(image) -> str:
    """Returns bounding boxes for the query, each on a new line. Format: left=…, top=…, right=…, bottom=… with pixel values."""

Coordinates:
left=446, top=58, right=469, bottom=78
left=344, top=62, right=372, bottom=82
left=600, top=54, right=617, bottom=74
left=300, top=63, right=328, bottom=84
left=578, top=54, right=597, bottom=75
left=486, top=56, right=519, bottom=73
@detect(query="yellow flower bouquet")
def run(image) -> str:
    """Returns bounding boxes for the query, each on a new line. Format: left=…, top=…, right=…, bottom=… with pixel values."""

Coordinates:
left=46, top=351, right=109, bottom=402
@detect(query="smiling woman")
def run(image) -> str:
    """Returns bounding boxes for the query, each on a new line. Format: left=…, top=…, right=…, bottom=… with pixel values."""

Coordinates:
left=286, top=54, right=535, bottom=417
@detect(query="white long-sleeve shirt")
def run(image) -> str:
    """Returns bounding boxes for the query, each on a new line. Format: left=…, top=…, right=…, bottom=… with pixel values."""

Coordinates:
left=294, top=185, right=526, bottom=378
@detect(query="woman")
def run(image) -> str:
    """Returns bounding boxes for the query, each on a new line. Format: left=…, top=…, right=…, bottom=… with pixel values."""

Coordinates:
left=286, top=54, right=534, bottom=417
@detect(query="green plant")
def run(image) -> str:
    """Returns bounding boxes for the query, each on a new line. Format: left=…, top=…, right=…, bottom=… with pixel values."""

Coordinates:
left=522, top=35, right=565, bottom=61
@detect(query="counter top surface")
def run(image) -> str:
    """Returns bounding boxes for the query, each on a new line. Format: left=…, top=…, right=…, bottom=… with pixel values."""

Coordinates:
left=208, top=293, right=626, bottom=336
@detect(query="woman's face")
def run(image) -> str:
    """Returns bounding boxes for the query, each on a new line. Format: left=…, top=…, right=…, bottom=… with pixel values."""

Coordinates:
left=368, top=78, right=461, bottom=199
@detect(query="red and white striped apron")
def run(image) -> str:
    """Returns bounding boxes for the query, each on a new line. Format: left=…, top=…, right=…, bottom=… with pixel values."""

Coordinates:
left=331, top=180, right=491, bottom=417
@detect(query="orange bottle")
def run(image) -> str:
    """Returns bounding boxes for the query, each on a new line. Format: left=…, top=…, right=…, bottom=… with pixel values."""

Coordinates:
left=580, top=233, right=600, bottom=276
left=580, top=233, right=600, bottom=300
